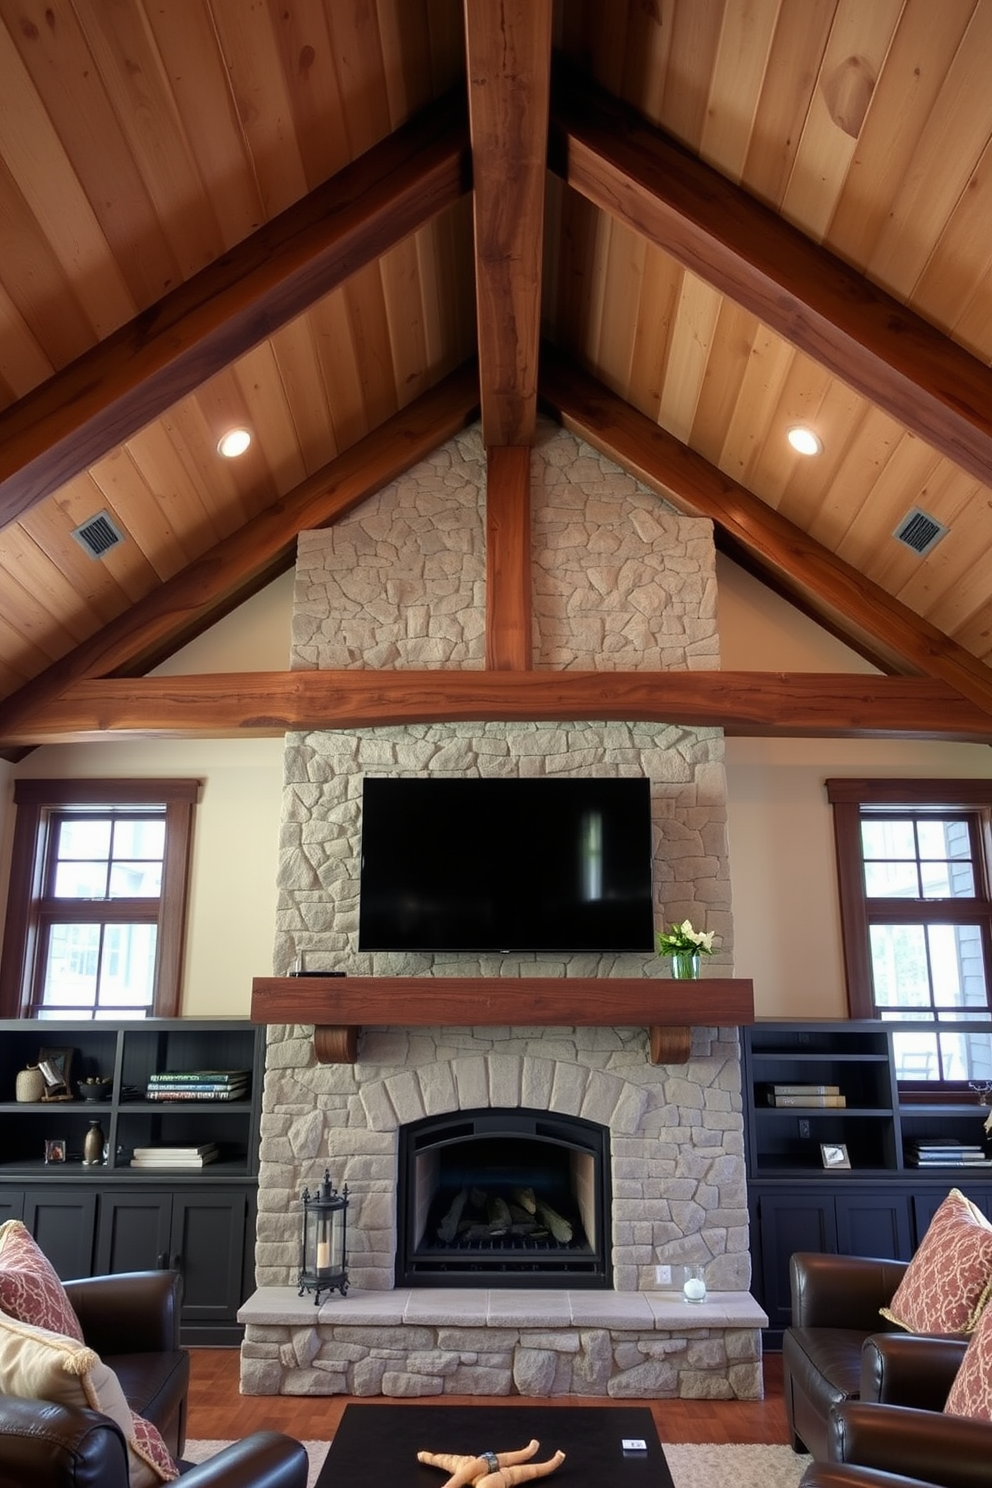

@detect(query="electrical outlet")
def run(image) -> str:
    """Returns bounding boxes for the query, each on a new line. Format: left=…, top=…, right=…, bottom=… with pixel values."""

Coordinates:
left=655, top=1264, right=672, bottom=1284
left=798, top=1118, right=811, bottom=1139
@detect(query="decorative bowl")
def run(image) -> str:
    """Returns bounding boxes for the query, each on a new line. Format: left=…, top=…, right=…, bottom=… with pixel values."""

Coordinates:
left=79, top=1080, right=112, bottom=1101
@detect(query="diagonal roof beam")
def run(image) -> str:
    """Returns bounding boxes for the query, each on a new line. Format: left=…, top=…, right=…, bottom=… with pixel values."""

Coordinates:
left=0, top=90, right=470, bottom=530
left=540, top=347, right=992, bottom=719
left=0, top=364, right=480, bottom=745
left=549, top=67, right=992, bottom=489
left=464, top=0, right=552, bottom=447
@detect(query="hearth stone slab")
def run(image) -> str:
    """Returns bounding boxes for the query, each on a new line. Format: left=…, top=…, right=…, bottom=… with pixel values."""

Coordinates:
left=238, top=1287, right=768, bottom=1401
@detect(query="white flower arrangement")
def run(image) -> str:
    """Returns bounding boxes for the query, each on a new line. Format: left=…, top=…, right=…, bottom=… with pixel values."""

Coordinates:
left=655, top=919, right=717, bottom=957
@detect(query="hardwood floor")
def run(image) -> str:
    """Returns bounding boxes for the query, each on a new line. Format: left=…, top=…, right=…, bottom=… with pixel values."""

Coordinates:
left=186, top=1348, right=790, bottom=1446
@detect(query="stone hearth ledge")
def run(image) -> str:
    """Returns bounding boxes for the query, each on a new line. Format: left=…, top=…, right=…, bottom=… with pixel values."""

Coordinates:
left=238, top=1288, right=768, bottom=1401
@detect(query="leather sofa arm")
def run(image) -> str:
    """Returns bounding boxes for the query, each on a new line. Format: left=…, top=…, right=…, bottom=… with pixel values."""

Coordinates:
left=179, top=1433, right=309, bottom=1488
left=828, top=1401, right=992, bottom=1488
left=0, top=1396, right=131, bottom=1488
left=802, top=1465, right=942, bottom=1488
left=65, top=1271, right=182, bottom=1356
left=790, top=1253, right=909, bottom=1330
left=861, top=1332, right=967, bottom=1409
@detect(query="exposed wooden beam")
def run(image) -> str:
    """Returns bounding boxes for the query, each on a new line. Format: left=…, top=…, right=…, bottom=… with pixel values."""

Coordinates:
left=539, top=348, right=992, bottom=720
left=465, top=0, right=551, bottom=445
left=485, top=445, right=532, bottom=669
left=549, top=68, right=992, bottom=491
left=0, top=90, right=470, bottom=529
left=0, top=364, right=480, bottom=743
left=4, top=668, right=990, bottom=745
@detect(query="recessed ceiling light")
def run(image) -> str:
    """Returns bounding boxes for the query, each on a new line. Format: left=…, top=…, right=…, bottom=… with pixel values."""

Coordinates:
left=217, top=427, right=252, bottom=458
left=787, top=426, right=822, bottom=456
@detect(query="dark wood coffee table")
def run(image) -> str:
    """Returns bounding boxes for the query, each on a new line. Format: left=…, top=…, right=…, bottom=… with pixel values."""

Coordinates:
left=315, top=1403, right=673, bottom=1487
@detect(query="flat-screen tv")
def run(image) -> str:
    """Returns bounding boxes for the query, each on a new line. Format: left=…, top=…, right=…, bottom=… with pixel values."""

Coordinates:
left=358, top=776, right=654, bottom=953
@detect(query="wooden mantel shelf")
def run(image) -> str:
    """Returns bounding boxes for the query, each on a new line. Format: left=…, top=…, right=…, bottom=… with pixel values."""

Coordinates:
left=250, top=975, right=754, bottom=1064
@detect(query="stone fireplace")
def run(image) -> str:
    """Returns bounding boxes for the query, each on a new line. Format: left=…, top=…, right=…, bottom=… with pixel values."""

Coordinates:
left=238, top=421, right=767, bottom=1399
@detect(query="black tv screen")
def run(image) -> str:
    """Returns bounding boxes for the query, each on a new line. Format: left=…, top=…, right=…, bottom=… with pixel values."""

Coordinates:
left=358, top=776, right=654, bottom=953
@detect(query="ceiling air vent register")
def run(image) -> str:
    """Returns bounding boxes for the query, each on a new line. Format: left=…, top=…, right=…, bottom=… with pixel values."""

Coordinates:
left=892, top=507, right=948, bottom=557
left=71, top=511, right=125, bottom=559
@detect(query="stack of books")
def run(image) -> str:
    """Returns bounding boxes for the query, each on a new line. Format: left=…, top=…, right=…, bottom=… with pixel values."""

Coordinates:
left=144, top=1069, right=250, bottom=1102
left=906, top=1138, right=992, bottom=1168
left=765, top=1083, right=847, bottom=1107
left=130, top=1143, right=219, bottom=1168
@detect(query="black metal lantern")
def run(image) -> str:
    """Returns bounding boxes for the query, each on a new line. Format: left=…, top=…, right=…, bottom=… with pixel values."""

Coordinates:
left=298, top=1169, right=349, bottom=1303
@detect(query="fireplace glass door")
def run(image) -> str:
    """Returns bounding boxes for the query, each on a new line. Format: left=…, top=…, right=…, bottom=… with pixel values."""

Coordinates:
left=396, top=1108, right=612, bottom=1288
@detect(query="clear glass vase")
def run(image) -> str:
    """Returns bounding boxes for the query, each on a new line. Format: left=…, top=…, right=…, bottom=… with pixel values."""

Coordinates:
left=670, top=952, right=700, bottom=979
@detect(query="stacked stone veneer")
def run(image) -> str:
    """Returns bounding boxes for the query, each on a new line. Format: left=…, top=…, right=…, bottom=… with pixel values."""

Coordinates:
left=242, top=420, right=766, bottom=1399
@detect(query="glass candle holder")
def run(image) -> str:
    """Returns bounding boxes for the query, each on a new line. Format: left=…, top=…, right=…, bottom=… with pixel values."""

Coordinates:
left=682, top=1264, right=707, bottom=1303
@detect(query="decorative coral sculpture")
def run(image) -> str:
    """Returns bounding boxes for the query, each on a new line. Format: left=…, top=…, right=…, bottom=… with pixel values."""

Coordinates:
left=417, top=1438, right=566, bottom=1488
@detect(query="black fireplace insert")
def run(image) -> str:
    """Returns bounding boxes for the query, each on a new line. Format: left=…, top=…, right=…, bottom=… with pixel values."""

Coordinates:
left=396, top=1107, right=612, bottom=1288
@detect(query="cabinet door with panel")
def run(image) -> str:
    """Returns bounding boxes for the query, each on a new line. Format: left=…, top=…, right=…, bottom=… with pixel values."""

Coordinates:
left=95, top=1190, right=174, bottom=1274
left=169, top=1189, right=248, bottom=1334
left=751, top=1188, right=839, bottom=1332
left=23, top=1189, right=97, bottom=1280
left=834, top=1189, right=913, bottom=1259
left=0, top=1190, right=24, bottom=1225
left=912, top=1183, right=992, bottom=1239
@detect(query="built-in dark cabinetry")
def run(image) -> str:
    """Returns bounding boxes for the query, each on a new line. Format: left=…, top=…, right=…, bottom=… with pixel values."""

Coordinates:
left=0, top=1018, right=264, bottom=1344
left=743, top=1020, right=992, bottom=1344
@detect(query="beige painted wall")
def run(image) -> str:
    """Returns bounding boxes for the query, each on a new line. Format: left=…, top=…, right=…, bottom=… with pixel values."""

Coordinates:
left=1, top=559, right=988, bottom=1019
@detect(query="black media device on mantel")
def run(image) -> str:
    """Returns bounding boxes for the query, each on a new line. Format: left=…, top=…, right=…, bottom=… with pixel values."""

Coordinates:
left=357, top=775, right=654, bottom=954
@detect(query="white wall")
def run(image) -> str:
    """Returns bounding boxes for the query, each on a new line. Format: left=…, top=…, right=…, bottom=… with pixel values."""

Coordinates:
left=2, top=555, right=989, bottom=1020
left=717, top=554, right=992, bottom=1018
left=0, top=580, right=291, bottom=1017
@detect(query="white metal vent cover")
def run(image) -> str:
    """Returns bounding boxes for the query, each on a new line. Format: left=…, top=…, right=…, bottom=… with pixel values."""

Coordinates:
left=71, top=510, right=125, bottom=558
left=892, top=506, right=948, bottom=557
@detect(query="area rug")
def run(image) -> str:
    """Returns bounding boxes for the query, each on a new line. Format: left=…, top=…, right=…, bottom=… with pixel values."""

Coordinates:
left=184, top=1438, right=811, bottom=1488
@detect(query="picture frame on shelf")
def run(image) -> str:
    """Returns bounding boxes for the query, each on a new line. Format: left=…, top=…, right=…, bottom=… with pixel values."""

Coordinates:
left=43, top=1138, right=66, bottom=1163
left=38, top=1047, right=73, bottom=1101
left=820, top=1142, right=851, bottom=1170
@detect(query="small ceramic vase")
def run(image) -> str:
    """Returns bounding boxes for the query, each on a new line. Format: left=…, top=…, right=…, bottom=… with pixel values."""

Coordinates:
left=83, top=1120, right=105, bottom=1166
left=15, top=1066, right=45, bottom=1103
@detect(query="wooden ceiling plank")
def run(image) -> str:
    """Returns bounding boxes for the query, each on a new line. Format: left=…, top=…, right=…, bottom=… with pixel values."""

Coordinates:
left=549, top=70, right=992, bottom=492
left=485, top=444, right=532, bottom=671
left=464, top=0, right=552, bottom=445
left=0, top=362, right=480, bottom=742
left=821, top=2, right=975, bottom=273
left=865, top=1, right=992, bottom=303
left=739, top=0, right=837, bottom=211
left=5, top=667, right=990, bottom=747
left=779, top=2, right=903, bottom=242
left=0, top=88, right=470, bottom=529
left=539, top=347, right=992, bottom=718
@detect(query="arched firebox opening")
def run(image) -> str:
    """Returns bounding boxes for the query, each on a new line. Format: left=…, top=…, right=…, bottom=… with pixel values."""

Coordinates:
left=396, top=1107, right=612, bottom=1289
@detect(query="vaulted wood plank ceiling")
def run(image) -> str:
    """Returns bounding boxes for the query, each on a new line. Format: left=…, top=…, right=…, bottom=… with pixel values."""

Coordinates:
left=1, top=1, right=992, bottom=747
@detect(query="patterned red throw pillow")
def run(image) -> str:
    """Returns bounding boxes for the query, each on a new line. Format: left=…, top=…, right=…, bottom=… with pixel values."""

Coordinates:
left=130, top=1410, right=181, bottom=1483
left=0, top=1219, right=84, bottom=1341
left=880, top=1188, right=992, bottom=1335
left=945, top=1296, right=992, bottom=1420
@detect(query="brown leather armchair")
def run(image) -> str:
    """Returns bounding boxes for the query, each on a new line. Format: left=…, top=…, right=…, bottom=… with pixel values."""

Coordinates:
left=799, top=1333, right=982, bottom=1488
left=783, top=1252, right=912, bottom=1459
left=798, top=1400, right=990, bottom=1488
left=0, top=1268, right=308, bottom=1488
left=0, top=1406, right=308, bottom=1488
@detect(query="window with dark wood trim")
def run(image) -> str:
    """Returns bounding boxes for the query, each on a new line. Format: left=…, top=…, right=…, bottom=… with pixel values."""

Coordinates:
left=0, top=780, right=199, bottom=1019
left=827, top=778, right=992, bottom=1090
